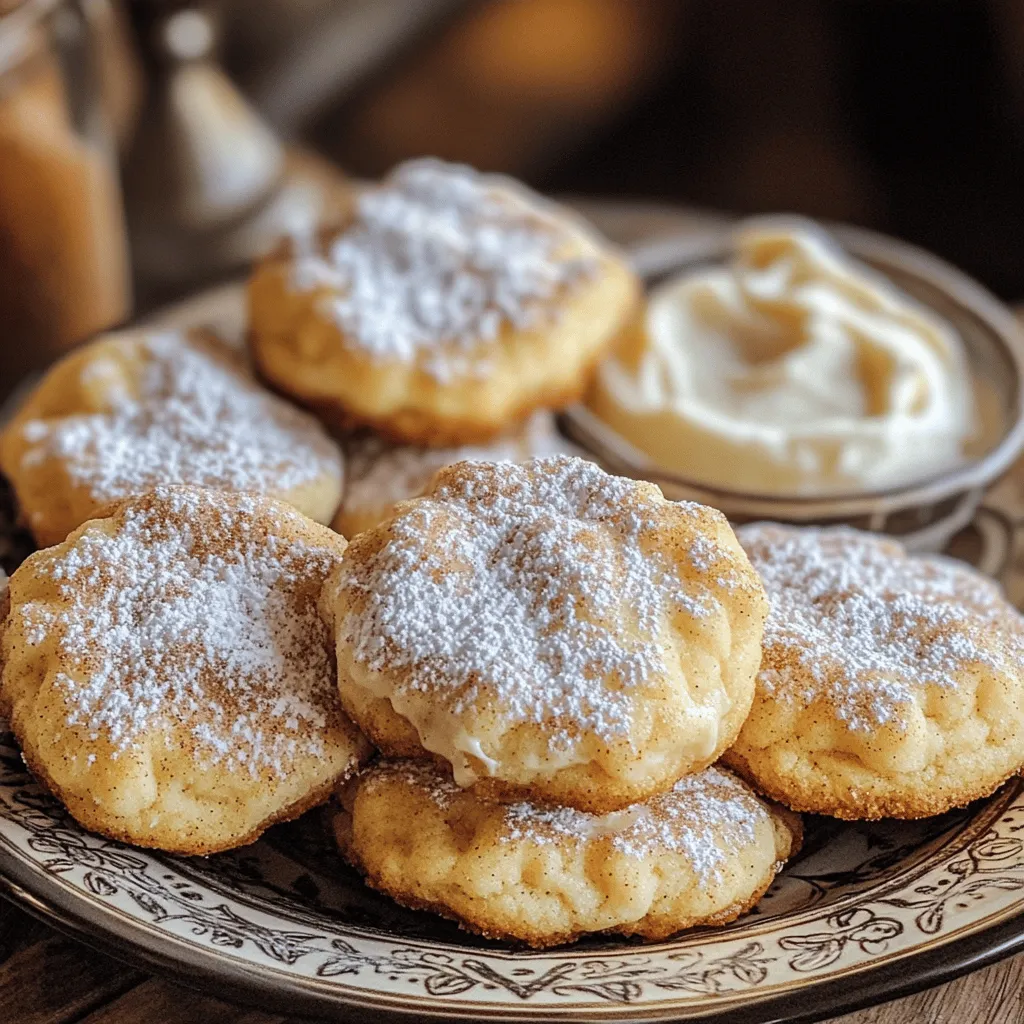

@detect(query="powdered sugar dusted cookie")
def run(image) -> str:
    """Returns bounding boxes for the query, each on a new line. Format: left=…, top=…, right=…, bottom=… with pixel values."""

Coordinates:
left=725, top=524, right=1024, bottom=819
left=0, top=487, right=370, bottom=854
left=331, top=411, right=584, bottom=537
left=335, top=759, right=801, bottom=946
left=248, top=158, right=639, bottom=445
left=322, top=456, right=768, bottom=812
left=0, top=328, right=344, bottom=547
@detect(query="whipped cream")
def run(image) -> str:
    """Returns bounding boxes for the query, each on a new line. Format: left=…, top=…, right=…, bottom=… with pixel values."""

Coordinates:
left=589, top=219, right=976, bottom=495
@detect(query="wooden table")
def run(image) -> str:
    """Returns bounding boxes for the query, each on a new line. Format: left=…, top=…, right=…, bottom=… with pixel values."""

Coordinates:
left=3, top=201, right=1022, bottom=1024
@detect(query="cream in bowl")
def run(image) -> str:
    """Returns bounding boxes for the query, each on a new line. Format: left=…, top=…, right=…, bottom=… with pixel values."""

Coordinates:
left=588, top=217, right=978, bottom=496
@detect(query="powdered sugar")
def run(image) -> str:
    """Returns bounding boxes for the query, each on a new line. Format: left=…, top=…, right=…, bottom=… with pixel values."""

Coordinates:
left=290, top=159, right=598, bottom=381
left=18, top=488, right=343, bottom=777
left=18, top=330, right=342, bottom=504
left=740, top=524, right=1023, bottom=732
left=371, top=761, right=763, bottom=883
left=337, top=456, right=740, bottom=751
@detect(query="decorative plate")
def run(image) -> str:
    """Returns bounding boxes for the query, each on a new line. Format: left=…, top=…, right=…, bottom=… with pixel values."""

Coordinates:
left=4, top=221, right=1024, bottom=1023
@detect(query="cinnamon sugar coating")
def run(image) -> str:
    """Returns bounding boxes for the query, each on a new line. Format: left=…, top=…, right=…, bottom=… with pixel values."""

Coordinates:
left=248, top=159, right=639, bottom=445
left=0, top=487, right=370, bottom=854
left=725, top=524, right=1024, bottom=819
left=0, top=328, right=345, bottom=547
left=322, top=456, right=768, bottom=812
left=334, top=759, right=801, bottom=947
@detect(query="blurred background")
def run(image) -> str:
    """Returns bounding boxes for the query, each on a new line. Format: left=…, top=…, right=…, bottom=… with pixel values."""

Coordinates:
left=6, top=0, right=1024, bottom=383
left=233, top=0, right=1024, bottom=298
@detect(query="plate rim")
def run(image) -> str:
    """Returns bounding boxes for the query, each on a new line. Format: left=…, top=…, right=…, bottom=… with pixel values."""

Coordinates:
left=3, top=844, right=1024, bottom=1024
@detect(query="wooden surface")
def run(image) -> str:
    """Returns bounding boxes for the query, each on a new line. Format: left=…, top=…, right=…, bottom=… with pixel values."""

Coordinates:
left=2, top=202, right=1020, bottom=1023
left=0, top=897, right=1019, bottom=1023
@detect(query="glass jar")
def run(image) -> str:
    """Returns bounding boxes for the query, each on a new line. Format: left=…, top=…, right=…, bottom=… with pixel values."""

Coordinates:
left=0, top=0, right=131, bottom=388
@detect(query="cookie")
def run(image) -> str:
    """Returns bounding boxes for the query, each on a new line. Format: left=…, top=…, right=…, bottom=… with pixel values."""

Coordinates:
left=335, top=759, right=801, bottom=947
left=322, top=455, right=768, bottom=812
left=0, top=487, right=370, bottom=853
left=724, top=523, right=1024, bottom=819
left=0, top=328, right=344, bottom=547
left=248, top=159, right=639, bottom=445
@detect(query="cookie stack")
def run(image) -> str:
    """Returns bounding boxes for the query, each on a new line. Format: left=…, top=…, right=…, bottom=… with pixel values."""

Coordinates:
left=2, top=156, right=1024, bottom=952
left=324, top=455, right=802, bottom=946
